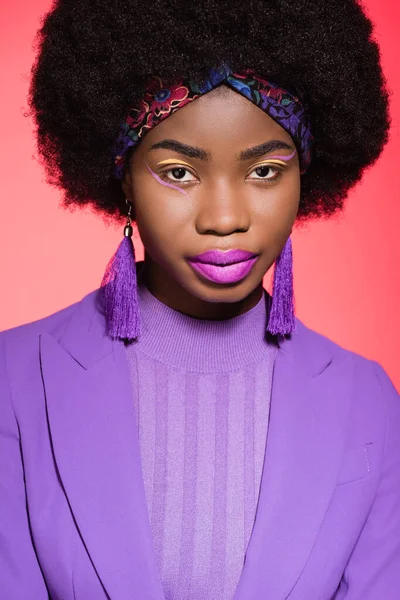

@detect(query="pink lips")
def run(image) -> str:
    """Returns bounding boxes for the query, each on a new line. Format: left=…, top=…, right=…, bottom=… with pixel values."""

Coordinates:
left=187, top=249, right=259, bottom=284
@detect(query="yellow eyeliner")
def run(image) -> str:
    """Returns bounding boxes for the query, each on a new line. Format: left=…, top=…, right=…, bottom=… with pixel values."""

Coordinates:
left=252, top=159, right=288, bottom=168
left=156, top=158, right=193, bottom=167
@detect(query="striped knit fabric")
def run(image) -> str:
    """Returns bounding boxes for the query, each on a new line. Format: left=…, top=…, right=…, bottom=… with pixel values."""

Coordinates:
left=124, top=277, right=278, bottom=600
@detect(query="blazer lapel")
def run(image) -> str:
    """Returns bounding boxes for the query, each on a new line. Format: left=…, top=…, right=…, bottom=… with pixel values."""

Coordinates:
left=233, top=322, right=352, bottom=600
left=39, top=289, right=165, bottom=600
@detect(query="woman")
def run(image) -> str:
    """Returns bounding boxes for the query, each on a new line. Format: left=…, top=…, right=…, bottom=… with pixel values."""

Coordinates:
left=0, top=0, right=399, bottom=598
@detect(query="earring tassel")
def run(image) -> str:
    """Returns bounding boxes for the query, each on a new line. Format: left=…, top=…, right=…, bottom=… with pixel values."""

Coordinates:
left=100, top=232, right=141, bottom=340
left=267, top=236, right=296, bottom=336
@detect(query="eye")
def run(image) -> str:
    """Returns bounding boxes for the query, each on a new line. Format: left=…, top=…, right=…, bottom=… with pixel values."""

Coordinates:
left=163, top=167, right=197, bottom=183
left=247, top=164, right=282, bottom=182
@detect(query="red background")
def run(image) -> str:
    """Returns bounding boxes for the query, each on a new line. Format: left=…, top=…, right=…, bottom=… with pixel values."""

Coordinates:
left=0, top=0, right=399, bottom=387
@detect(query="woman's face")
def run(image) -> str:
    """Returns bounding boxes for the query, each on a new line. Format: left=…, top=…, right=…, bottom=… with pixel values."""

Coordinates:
left=122, top=85, right=301, bottom=318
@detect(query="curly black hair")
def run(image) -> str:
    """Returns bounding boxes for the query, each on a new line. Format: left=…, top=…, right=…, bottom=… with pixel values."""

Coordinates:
left=27, top=0, right=391, bottom=223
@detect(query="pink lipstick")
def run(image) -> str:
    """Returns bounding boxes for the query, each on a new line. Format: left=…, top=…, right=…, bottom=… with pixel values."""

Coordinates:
left=187, top=249, right=259, bottom=284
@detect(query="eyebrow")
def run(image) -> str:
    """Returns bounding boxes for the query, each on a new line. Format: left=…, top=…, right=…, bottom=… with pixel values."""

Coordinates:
left=149, top=138, right=294, bottom=162
left=238, top=140, right=294, bottom=161
left=149, top=139, right=210, bottom=160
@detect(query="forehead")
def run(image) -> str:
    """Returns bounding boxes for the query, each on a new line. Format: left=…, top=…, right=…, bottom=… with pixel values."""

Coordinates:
left=139, top=85, right=294, bottom=151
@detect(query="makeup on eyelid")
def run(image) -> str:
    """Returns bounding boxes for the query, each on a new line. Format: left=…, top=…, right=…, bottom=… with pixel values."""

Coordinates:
left=157, top=159, right=288, bottom=170
left=266, top=149, right=297, bottom=161
left=251, top=159, right=289, bottom=170
left=247, top=149, right=296, bottom=173
left=156, top=159, right=193, bottom=167
left=156, top=148, right=296, bottom=170
left=145, top=161, right=189, bottom=196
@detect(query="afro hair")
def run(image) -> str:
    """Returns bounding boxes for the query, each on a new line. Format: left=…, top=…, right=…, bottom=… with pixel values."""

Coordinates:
left=27, top=0, right=391, bottom=223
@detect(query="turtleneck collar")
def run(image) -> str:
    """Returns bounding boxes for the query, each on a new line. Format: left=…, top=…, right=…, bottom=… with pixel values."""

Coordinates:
left=127, top=263, right=278, bottom=373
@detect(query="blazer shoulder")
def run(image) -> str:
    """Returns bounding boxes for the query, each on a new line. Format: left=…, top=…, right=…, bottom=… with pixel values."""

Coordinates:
left=0, top=289, right=99, bottom=362
left=296, top=318, right=398, bottom=395
left=298, top=318, right=386, bottom=366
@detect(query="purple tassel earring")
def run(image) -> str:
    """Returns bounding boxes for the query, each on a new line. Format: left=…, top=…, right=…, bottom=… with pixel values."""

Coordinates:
left=266, top=236, right=296, bottom=336
left=100, top=199, right=141, bottom=340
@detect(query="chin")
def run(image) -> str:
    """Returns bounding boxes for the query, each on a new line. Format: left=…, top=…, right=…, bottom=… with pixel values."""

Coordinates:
left=182, top=273, right=263, bottom=305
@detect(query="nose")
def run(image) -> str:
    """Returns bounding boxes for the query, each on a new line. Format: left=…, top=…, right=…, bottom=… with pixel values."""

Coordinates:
left=195, top=181, right=250, bottom=236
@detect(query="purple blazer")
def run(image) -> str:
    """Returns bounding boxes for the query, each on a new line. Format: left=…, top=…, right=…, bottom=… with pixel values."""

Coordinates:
left=0, top=287, right=399, bottom=600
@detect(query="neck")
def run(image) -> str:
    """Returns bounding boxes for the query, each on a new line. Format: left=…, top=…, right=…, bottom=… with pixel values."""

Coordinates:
left=129, top=269, right=277, bottom=372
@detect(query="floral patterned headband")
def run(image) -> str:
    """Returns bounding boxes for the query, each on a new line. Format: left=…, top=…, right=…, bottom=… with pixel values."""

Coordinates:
left=112, top=64, right=314, bottom=179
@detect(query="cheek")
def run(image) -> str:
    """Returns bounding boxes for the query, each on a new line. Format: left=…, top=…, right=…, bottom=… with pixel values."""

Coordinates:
left=273, top=173, right=301, bottom=226
left=132, top=185, right=191, bottom=254
left=251, top=175, right=300, bottom=226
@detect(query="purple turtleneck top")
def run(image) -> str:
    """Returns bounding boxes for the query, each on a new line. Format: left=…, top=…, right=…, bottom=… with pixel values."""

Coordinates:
left=124, top=277, right=278, bottom=600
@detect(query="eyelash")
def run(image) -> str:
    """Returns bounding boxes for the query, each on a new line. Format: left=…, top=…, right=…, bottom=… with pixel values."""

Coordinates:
left=159, top=164, right=284, bottom=185
left=247, top=165, right=283, bottom=183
